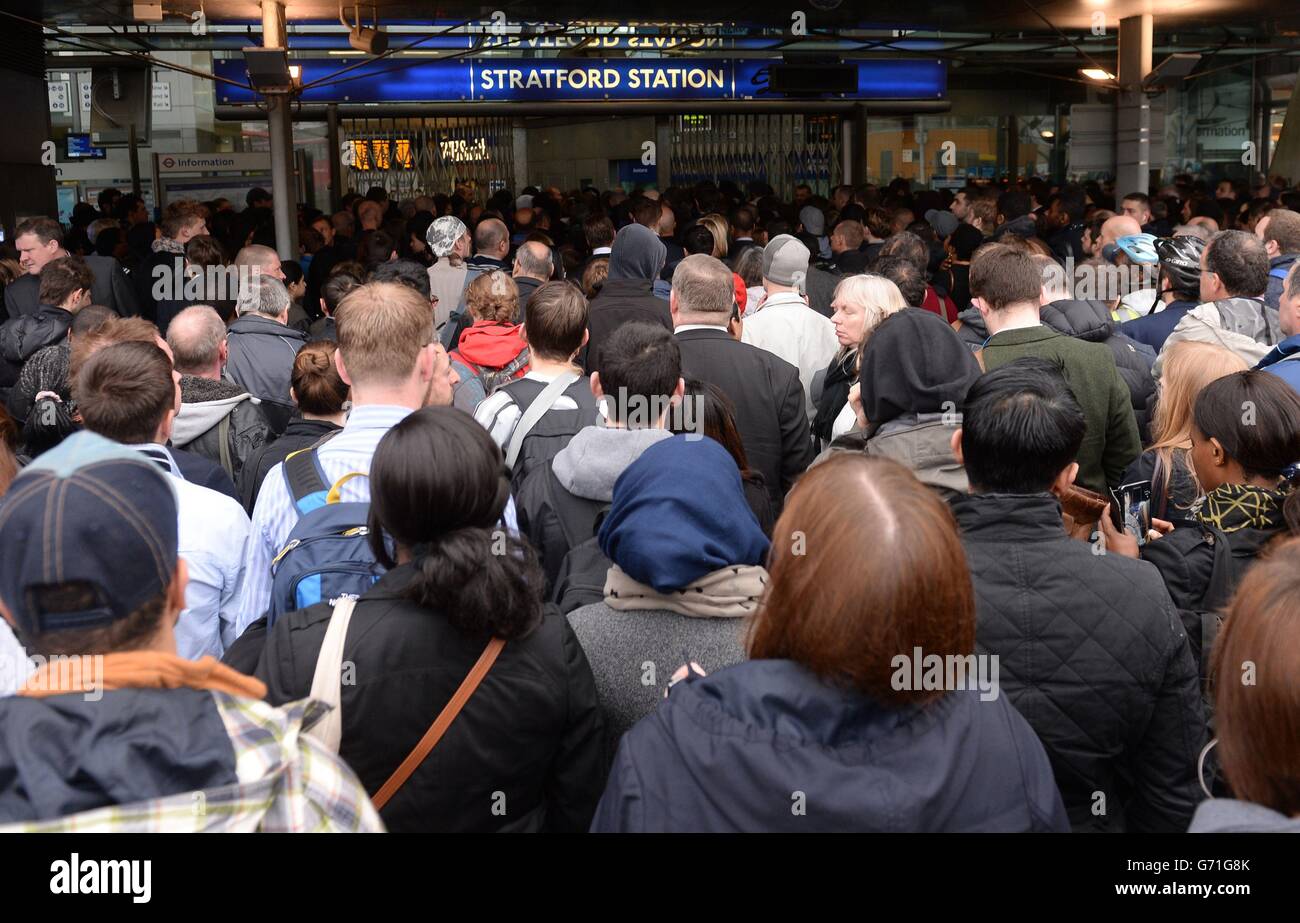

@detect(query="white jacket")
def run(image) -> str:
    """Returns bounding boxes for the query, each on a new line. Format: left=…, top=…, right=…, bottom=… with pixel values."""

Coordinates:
left=741, top=292, right=840, bottom=422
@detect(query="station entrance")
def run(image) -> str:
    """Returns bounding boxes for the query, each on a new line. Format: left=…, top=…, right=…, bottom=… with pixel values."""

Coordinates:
left=335, top=110, right=846, bottom=205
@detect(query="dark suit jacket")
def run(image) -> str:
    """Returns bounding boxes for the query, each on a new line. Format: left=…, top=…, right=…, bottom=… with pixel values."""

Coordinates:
left=675, top=327, right=813, bottom=511
left=2, top=255, right=139, bottom=321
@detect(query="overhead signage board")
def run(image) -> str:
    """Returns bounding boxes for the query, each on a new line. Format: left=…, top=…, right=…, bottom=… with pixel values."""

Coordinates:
left=213, top=57, right=945, bottom=104
left=155, top=152, right=271, bottom=173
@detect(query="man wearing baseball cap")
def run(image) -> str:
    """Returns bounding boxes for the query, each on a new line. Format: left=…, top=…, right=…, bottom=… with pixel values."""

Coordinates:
left=740, top=235, right=839, bottom=424
left=0, top=431, right=381, bottom=832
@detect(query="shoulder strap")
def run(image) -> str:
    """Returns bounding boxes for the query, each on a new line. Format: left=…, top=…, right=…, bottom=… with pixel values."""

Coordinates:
left=543, top=465, right=608, bottom=549
left=217, top=414, right=234, bottom=481
left=305, top=595, right=359, bottom=754
left=1201, top=525, right=1238, bottom=613
left=371, top=637, right=506, bottom=811
left=283, top=447, right=329, bottom=513
left=1152, top=454, right=1170, bottom=522
left=281, top=431, right=342, bottom=514
left=450, top=350, right=480, bottom=378
left=504, top=371, right=580, bottom=470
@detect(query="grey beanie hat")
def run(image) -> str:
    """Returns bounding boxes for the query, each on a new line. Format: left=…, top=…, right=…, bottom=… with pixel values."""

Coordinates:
left=426, top=215, right=468, bottom=257
left=799, top=205, right=826, bottom=237
left=761, top=234, right=811, bottom=289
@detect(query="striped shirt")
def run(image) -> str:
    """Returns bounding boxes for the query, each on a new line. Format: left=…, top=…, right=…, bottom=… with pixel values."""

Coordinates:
left=473, top=369, right=581, bottom=449
left=236, top=404, right=517, bottom=637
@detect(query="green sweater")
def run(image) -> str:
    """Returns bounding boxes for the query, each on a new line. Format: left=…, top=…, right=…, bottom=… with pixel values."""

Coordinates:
left=981, top=325, right=1141, bottom=494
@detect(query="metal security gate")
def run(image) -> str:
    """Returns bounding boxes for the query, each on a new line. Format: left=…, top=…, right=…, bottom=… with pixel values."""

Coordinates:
left=670, top=114, right=842, bottom=197
left=342, top=116, right=515, bottom=200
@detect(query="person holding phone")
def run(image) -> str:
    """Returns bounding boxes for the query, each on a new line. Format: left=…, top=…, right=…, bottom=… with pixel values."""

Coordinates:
left=1122, top=341, right=1247, bottom=523
left=1102, top=369, right=1300, bottom=678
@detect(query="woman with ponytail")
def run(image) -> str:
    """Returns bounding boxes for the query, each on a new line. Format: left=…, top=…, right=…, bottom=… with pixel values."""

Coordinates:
left=255, top=406, right=606, bottom=832
left=1102, top=369, right=1300, bottom=677
left=237, top=339, right=351, bottom=511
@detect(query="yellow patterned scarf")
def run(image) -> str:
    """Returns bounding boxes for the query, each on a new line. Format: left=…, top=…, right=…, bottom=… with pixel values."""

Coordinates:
left=1197, top=483, right=1289, bottom=533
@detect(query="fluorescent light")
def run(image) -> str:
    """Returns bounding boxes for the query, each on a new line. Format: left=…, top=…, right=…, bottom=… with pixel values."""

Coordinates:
left=1080, top=68, right=1116, bottom=81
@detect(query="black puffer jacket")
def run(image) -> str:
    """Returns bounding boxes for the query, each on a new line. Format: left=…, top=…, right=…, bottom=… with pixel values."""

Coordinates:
left=955, top=301, right=1157, bottom=440
left=0, top=306, right=72, bottom=389
left=953, top=492, right=1206, bottom=833
left=1140, top=516, right=1286, bottom=685
left=254, top=564, right=607, bottom=833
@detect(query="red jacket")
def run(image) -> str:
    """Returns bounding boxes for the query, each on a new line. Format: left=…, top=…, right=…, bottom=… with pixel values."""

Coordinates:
left=453, top=321, right=529, bottom=376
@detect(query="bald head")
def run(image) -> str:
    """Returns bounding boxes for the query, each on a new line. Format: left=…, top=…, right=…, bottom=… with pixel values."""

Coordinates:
left=234, top=244, right=281, bottom=277
left=166, top=304, right=228, bottom=379
left=514, top=240, right=553, bottom=281
left=1099, top=215, right=1142, bottom=250
left=670, top=253, right=735, bottom=324
left=474, top=219, right=509, bottom=259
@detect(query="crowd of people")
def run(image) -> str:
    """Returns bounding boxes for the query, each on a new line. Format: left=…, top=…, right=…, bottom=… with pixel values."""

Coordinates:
left=0, top=170, right=1297, bottom=833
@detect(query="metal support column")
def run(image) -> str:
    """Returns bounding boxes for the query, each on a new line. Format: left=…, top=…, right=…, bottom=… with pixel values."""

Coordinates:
left=512, top=118, right=528, bottom=194
left=1270, top=64, right=1300, bottom=182
left=655, top=115, right=672, bottom=191
left=1116, top=14, right=1153, bottom=197
left=852, top=103, right=868, bottom=187
left=326, top=103, right=342, bottom=211
left=263, top=0, right=297, bottom=260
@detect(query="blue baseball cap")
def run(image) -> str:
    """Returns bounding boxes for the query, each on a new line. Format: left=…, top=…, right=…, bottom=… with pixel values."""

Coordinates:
left=0, top=431, right=178, bottom=636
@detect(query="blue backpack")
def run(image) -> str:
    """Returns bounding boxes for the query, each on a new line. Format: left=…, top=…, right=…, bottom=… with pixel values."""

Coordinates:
left=266, top=445, right=385, bottom=628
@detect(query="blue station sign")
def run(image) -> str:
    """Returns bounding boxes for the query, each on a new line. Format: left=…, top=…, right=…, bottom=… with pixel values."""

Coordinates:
left=213, top=57, right=946, bottom=104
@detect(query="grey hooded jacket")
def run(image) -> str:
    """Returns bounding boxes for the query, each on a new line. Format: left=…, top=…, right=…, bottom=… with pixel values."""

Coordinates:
left=815, top=412, right=968, bottom=500
left=172, top=375, right=275, bottom=483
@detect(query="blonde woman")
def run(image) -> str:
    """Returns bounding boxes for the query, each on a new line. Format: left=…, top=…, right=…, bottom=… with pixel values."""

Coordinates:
left=698, top=213, right=730, bottom=261
left=1122, top=340, right=1248, bottom=521
left=812, top=274, right=908, bottom=443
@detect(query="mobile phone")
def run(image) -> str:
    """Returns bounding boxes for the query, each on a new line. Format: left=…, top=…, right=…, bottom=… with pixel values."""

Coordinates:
left=1110, top=480, right=1153, bottom=546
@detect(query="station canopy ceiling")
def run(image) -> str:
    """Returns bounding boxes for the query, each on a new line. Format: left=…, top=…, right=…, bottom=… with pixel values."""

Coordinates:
left=25, top=0, right=1300, bottom=84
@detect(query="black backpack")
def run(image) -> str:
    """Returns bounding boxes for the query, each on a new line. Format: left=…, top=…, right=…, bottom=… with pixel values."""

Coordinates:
left=499, top=373, right=600, bottom=491
left=544, top=466, right=613, bottom=614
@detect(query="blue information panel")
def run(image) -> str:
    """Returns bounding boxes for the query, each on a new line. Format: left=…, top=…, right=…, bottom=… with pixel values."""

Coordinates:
left=214, top=57, right=945, bottom=104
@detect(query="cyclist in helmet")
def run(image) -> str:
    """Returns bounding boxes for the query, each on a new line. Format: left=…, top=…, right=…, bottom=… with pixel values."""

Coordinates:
left=1119, top=235, right=1207, bottom=352
left=1156, top=229, right=1279, bottom=369
left=1109, top=232, right=1161, bottom=321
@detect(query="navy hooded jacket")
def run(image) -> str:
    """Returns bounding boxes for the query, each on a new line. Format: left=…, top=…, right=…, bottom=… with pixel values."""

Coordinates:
left=591, top=659, right=1069, bottom=832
